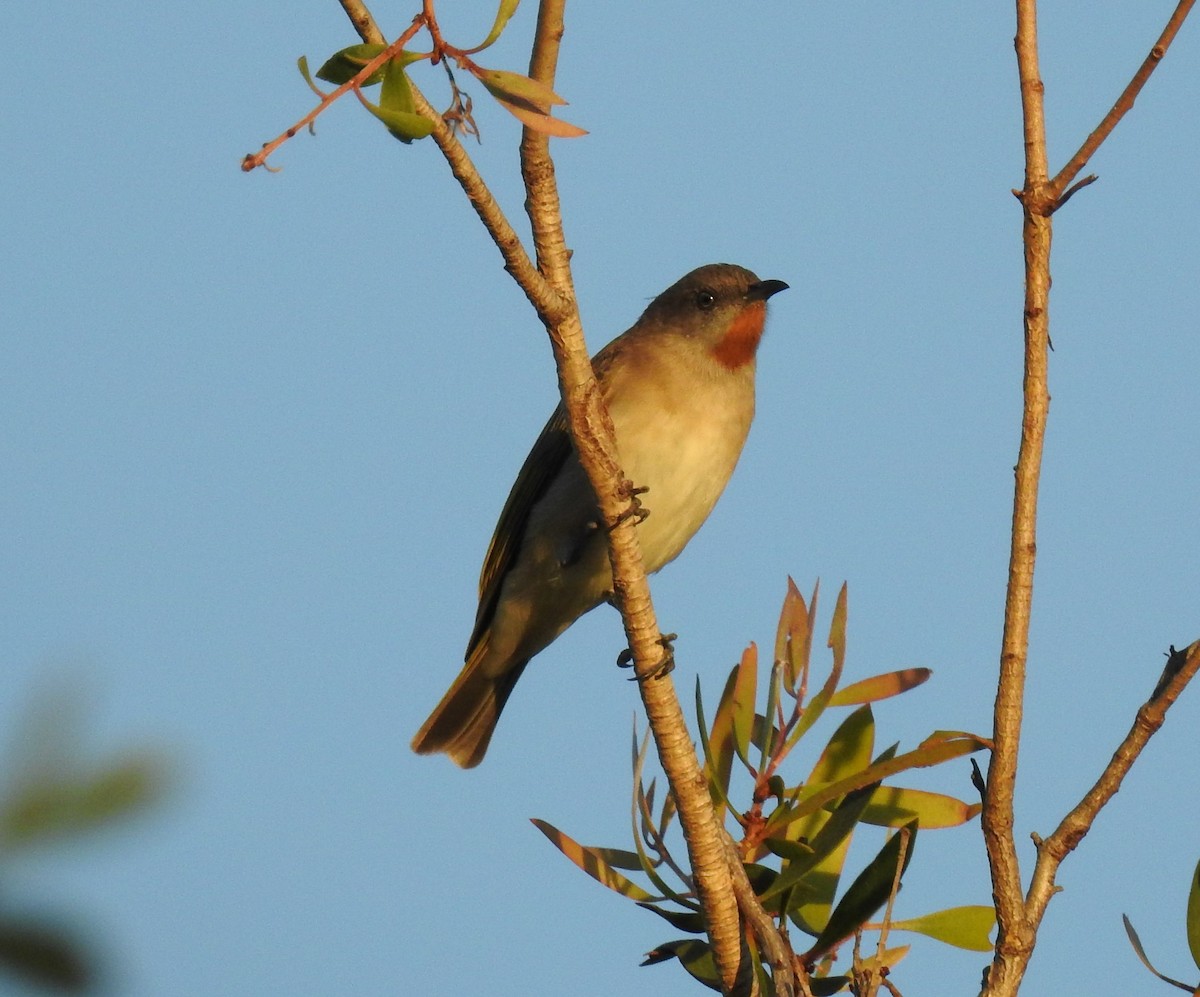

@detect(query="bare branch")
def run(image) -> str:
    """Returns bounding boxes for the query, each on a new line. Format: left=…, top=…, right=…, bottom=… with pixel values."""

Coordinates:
left=1025, top=640, right=1200, bottom=922
left=980, top=2, right=1051, bottom=993
left=1049, top=0, right=1197, bottom=202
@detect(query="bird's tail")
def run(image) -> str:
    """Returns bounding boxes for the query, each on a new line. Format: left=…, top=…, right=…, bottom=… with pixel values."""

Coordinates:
left=410, top=641, right=529, bottom=768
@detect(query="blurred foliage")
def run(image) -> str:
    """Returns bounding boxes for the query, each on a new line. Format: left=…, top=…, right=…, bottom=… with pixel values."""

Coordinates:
left=1123, top=856, right=1200, bottom=992
left=536, top=580, right=994, bottom=994
left=0, top=686, right=167, bottom=993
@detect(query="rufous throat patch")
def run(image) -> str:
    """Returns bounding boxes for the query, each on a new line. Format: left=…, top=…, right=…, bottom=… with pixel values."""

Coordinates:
left=712, top=300, right=766, bottom=370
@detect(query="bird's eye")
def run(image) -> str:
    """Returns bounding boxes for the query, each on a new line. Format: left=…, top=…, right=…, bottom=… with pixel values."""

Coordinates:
left=695, top=289, right=717, bottom=310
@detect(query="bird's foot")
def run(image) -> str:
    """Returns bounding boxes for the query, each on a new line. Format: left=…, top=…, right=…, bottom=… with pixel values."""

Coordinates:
left=610, top=479, right=650, bottom=529
left=618, top=633, right=678, bottom=680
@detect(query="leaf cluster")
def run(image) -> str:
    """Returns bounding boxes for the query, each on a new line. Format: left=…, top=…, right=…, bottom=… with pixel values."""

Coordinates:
left=302, top=1, right=585, bottom=147
left=536, top=581, right=995, bottom=994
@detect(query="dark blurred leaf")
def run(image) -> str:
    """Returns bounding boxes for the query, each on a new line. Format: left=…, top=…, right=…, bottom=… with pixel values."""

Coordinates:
left=809, top=975, right=852, bottom=995
left=805, top=820, right=918, bottom=959
left=0, top=918, right=92, bottom=993
left=889, top=905, right=995, bottom=951
left=1, top=754, right=166, bottom=849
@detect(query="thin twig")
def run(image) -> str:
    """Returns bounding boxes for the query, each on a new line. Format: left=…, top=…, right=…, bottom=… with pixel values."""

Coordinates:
left=1048, top=0, right=1197, bottom=203
left=241, top=19, right=424, bottom=172
left=1025, top=640, right=1200, bottom=923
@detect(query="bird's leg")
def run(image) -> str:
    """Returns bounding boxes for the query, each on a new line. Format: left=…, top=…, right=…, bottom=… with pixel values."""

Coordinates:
left=618, top=633, right=678, bottom=680
left=609, top=477, right=650, bottom=529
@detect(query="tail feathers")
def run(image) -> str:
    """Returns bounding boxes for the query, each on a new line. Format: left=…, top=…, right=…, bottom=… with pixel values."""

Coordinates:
left=411, top=649, right=530, bottom=768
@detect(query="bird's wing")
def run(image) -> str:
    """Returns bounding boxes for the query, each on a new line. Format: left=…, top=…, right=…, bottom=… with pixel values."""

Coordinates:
left=467, top=404, right=573, bottom=654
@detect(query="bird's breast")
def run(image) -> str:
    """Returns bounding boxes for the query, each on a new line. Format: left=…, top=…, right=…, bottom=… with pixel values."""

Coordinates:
left=607, top=366, right=755, bottom=573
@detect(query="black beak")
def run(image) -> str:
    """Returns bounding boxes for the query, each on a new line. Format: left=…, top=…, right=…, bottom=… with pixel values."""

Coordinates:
left=748, top=279, right=789, bottom=301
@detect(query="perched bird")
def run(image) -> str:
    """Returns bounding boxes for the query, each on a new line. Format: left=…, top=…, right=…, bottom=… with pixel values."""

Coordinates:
left=412, top=263, right=788, bottom=767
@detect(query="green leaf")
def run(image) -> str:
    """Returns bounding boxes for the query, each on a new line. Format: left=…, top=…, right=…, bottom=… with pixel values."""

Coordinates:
left=828, top=668, right=932, bottom=706
left=1122, top=914, right=1196, bottom=991
left=1188, top=857, right=1200, bottom=972
left=805, top=820, right=918, bottom=959
left=730, top=643, right=758, bottom=768
left=860, top=786, right=982, bottom=829
left=297, top=56, right=323, bottom=97
left=787, top=731, right=987, bottom=827
left=530, top=818, right=656, bottom=902
left=641, top=939, right=721, bottom=991
left=889, top=906, right=996, bottom=952
left=473, top=0, right=523, bottom=53
left=702, top=668, right=739, bottom=818
left=316, top=43, right=388, bottom=86
left=365, top=58, right=435, bottom=144
left=476, top=68, right=567, bottom=112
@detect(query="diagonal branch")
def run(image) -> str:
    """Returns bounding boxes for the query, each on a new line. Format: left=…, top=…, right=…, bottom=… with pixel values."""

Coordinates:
left=1048, top=0, right=1196, bottom=202
left=1025, top=640, right=1200, bottom=923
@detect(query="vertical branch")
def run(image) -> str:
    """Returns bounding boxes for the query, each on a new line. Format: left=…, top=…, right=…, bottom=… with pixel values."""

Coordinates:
left=515, top=4, right=754, bottom=993
left=981, top=1, right=1051, bottom=993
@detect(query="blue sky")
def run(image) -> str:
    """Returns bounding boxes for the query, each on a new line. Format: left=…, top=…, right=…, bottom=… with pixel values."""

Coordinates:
left=3, top=2, right=1198, bottom=995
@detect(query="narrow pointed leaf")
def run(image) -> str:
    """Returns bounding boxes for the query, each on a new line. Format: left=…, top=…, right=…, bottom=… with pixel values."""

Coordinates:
left=701, top=668, right=739, bottom=816
left=636, top=903, right=706, bottom=934
left=472, top=0, right=522, bottom=53
left=476, top=68, right=567, bottom=112
left=861, top=786, right=982, bottom=828
left=316, top=43, right=388, bottom=85
left=775, top=577, right=811, bottom=694
left=297, top=56, right=324, bottom=97
left=641, top=939, right=721, bottom=991
left=730, top=643, right=758, bottom=767
left=829, top=668, right=932, bottom=706
left=492, top=97, right=587, bottom=137
left=531, top=818, right=655, bottom=901
left=1122, top=914, right=1196, bottom=990
left=789, top=732, right=987, bottom=825
left=889, top=906, right=996, bottom=951
left=760, top=781, right=878, bottom=905
left=1187, top=858, right=1200, bottom=972
left=806, top=821, right=918, bottom=959
left=810, top=976, right=852, bottom=996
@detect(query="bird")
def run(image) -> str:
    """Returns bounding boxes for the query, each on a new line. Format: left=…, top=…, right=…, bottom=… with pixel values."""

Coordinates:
left=411, top=263, right=788, bottom=767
